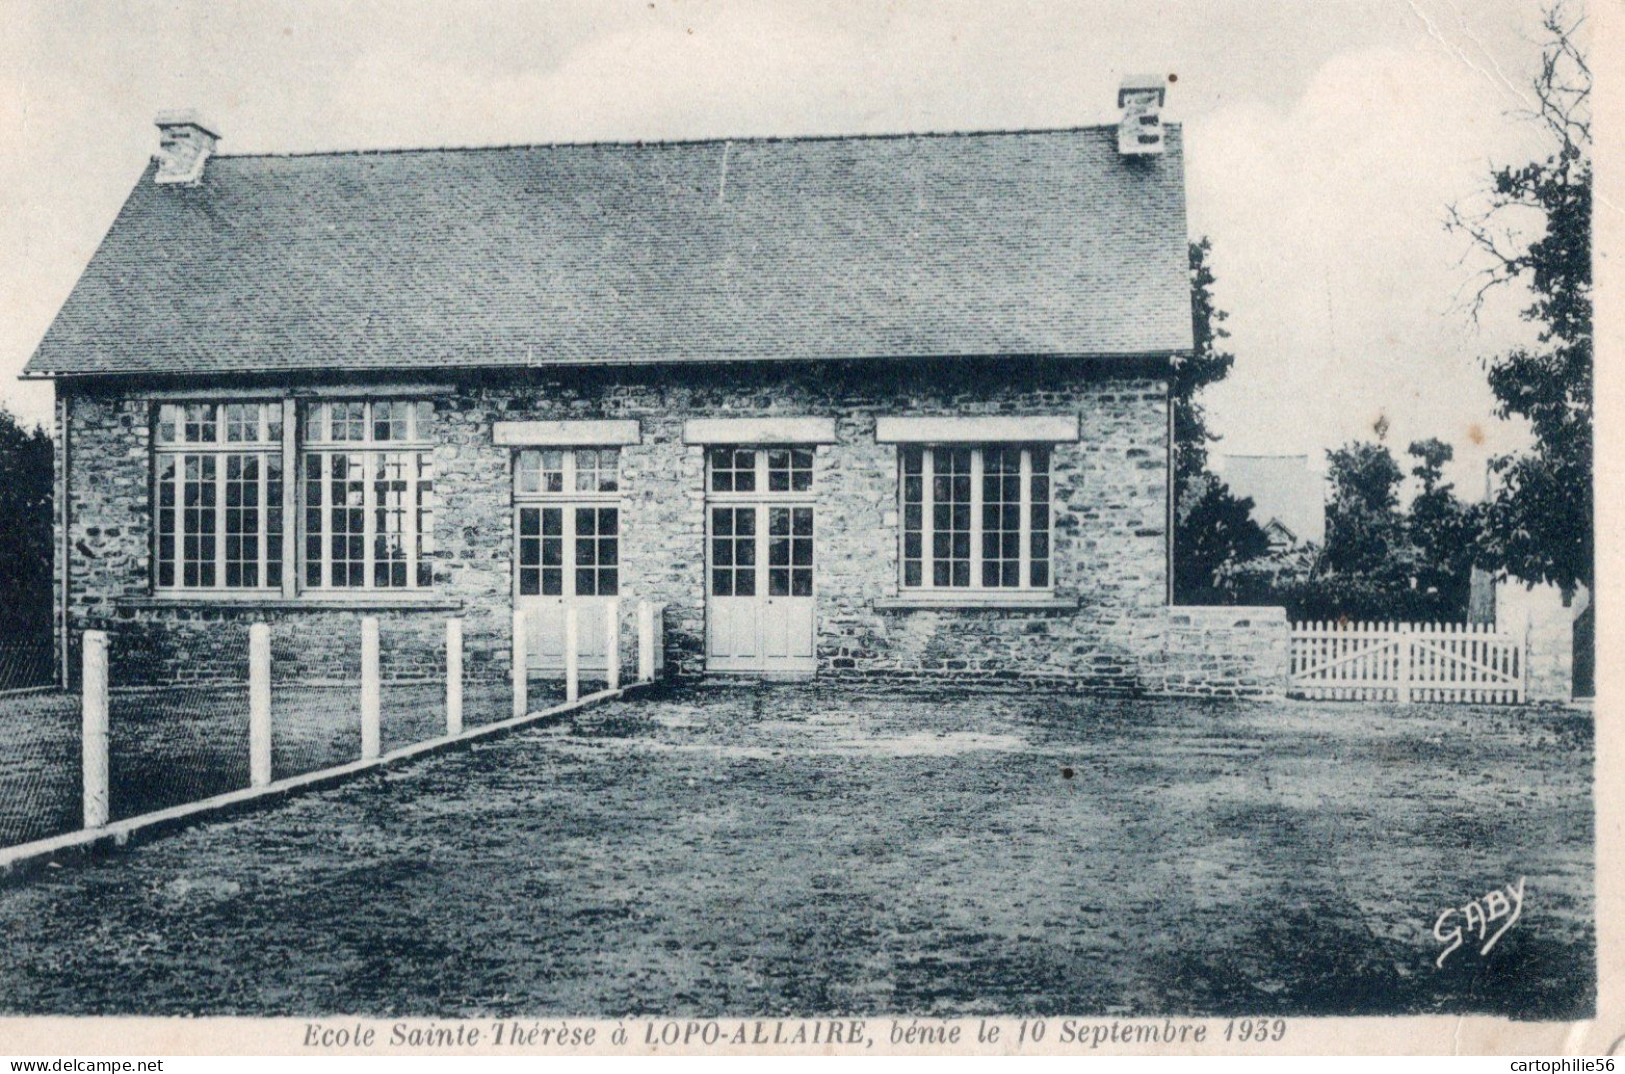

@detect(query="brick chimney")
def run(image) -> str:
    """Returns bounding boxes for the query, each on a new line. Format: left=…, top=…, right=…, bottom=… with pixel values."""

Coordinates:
left=1117, top=75, right=1166, bottom=156
left=153, top=111, right=220, bottom=185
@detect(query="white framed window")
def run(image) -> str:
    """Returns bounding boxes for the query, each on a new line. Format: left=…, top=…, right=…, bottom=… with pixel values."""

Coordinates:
left=514, top=448, right=621, bottom=598
left=153, top=403, right=284, bottom=590
left=515, top=447, right=620, bottom=498
left=900, top=445, right=1051, bottom=592
left=706, top=446, right=815, bottom=497
left=302, top=401, right=436, bottom=590
left=705, top=447, right=816, bottom=600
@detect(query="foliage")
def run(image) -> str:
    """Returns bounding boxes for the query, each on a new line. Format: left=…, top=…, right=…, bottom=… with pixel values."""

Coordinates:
left=1174, top=237, right=1237, bottom=489
left=1174, top=472, right=1271, bottom=605
left=1446, top=3, right=1591, bottom=594
left=1262, top=439, right=1482, bottom=622
left=1215, top=542, right=1314, bottom=608
left=1405, top=439, right=1484, bottom=616
left=0, top=406, right=53, bottom=651
left=1320, top=442, right=1408, bottom=580
left=1172, top=238, right=1268, bottom=602
left=1288, top=441, right=1416, bottom=620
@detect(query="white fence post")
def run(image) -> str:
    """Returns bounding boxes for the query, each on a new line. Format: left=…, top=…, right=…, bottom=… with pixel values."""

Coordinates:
left=361, top=617, right=381, bottom=760
left=81, top=631, right=109, bottom=829
left=446, top=618, right=464, bottom=736
left=605, top=599, right=621, bottom=691
left=1514, top=614, right=1527, bottom=708
left=1397, top=622, right=1413, bottom=705
left=655, top=603, right=667, bottom=677
left=512, top=609, right=528, bottom=719
left=249, top=623, right=272, bottom=787
left=566, top=605, right=580, bottom=704
left=638, top=600, right=655, bottom=682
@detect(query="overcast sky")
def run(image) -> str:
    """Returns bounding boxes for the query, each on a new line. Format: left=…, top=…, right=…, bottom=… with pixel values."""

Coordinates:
left=1, top=0, right=1568, bottom=489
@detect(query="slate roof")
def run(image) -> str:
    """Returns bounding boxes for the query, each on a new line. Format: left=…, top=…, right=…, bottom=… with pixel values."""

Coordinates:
left=24, top=125, right=1192, bottom=379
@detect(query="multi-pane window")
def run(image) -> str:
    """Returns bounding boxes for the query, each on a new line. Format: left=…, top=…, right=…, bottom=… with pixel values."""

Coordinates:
left=768, top=506, right=814, bottom=596
left=766, top=448, right=813, bottom=492
left=515, top=448, right=620, bottom=599
left=708, top=447, right=758, bottom=493
left=707, top=446, right=814, bottom=495
left=516, top=448, right=620, bottom=497
left=981, top=447, right=1023, bottom=588
left=154, top=403, right=283, bottom=590
left=707, top=447, right=815, bottom=601
left=303, top=401, right=435, bottom=589
left=710, top=506, right=758, bottom=597
left=573, top=506, right=620, bottom=596
left=901, top=445, right=1051, bottom=592
left=518, top=507, right=565, bottom=597
left=574, top=449, right=619, bottom=494
left=154, top=398, right=436, bottom=595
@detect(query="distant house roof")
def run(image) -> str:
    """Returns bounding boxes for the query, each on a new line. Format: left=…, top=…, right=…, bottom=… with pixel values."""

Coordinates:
left=1261, top=518, right=1298, bottom=546
left=1220, top=454, right=1326, bottom=547
left=24, top=125, right=1192, bottom=380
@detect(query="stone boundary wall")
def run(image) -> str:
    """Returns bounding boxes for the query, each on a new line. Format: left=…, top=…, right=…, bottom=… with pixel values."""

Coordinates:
left=1494, top=579, right=1578, bottom=704
left=1146, top=605, right=1290, bottom=699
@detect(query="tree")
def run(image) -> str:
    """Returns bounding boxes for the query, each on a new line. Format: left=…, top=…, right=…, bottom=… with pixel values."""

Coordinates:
left=0, top=405, right=54, bottom=684
left=1286, top=439, right=1488, bottom=621
left=1172, top=238, right=1268, bottom=602
left=1321, top=441, right=1408, bottom=580
left=1175, top=238, right=1236, bottom=488
left=1447, top=3, right=1591, bottom=595
left=1405, top=438, right=1482, bottom=618
left=1289, top=441, right=1416, bottom=620
left=1174, top=473, right=1271, bottom=605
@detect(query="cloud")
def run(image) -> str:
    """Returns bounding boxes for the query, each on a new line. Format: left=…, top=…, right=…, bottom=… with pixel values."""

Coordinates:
left=1187, top=41, right=1549, bottom=488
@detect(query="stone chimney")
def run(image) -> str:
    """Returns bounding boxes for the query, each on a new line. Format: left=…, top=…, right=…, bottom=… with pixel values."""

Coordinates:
left=153, top=111, right=220, bottom=185
left=1117, top=75, right=1166, bottom=156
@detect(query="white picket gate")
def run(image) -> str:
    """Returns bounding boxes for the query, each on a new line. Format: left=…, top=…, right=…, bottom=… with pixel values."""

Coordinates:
left=1289, top=621, right=1524, bottom=704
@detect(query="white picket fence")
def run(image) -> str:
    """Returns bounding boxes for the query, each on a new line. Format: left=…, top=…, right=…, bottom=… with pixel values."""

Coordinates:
left=1289, top=621, right=1524, bottom=704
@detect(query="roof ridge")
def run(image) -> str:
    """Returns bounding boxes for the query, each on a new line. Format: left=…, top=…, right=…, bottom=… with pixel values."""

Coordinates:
left=211, top=122, right=1171, bottom=161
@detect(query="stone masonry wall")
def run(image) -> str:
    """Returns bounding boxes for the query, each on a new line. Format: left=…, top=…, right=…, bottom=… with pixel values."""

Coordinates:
left=1149, top=605, right=1290, bottom=699
left=1495, top=580, right=1576, bottom=704
left=57, top=359, right=1284, bottom=697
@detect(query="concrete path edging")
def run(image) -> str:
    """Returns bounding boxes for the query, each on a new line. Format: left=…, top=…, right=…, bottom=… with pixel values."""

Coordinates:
left=0, top=680, right=656, bottom=883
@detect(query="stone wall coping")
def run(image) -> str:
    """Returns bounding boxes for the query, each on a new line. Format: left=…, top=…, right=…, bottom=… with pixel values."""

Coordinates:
left=873, top=595, right=1082, bottom=612
left=1167, top=605, right=1288, bottom=626
left=115, top=595, right=467, bottom=613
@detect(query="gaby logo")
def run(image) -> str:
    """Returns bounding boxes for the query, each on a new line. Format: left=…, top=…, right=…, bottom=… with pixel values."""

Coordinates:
left=1434, top=877, right=1526, bottom=968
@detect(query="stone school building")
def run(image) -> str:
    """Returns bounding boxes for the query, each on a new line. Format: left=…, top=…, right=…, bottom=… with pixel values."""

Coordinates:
left=24, top=81, right=1286, bottom=696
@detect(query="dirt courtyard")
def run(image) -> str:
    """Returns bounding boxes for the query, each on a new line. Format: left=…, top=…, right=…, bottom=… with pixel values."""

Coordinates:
left=0, top=683, right=1593, bottom=1018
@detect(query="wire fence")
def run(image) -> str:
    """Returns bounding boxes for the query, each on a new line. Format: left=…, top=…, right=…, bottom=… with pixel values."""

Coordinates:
left=0, top=640, right=56, bottom=693
left=0, top=689, right=79, bottom=847
left=106, top=624, right=254, bottom=820
left=0, top=606, right=666, bottom=855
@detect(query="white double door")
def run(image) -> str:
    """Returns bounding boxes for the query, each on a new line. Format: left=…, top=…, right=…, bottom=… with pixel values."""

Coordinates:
left=707, top=503, right=816, bottom=674
left=516, top=503, right=618, bottom=672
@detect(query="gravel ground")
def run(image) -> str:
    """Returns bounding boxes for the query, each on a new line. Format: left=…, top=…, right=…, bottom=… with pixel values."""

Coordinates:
left=0, top=682, right=1592, bottom=1018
